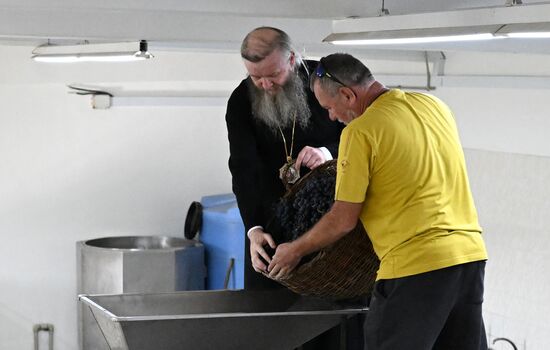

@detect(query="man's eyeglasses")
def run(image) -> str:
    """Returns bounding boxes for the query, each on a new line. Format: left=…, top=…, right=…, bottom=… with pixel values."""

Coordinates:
left=314, top=59, right=347, bottom=87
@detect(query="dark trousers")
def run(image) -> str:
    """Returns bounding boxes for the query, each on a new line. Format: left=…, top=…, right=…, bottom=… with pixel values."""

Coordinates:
left=366, top=261, right=487, bottom=350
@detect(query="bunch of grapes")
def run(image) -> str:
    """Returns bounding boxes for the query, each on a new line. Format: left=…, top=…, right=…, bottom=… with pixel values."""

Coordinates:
left=270, top=165, right=336, bottom=244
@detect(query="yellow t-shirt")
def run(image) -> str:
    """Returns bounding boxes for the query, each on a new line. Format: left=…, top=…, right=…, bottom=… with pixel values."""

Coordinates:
left=335, top=89, right=487, bottom=280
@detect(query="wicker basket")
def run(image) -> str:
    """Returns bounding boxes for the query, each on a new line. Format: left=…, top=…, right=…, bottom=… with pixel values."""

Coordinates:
left=264, top=160, right=379, bottom=300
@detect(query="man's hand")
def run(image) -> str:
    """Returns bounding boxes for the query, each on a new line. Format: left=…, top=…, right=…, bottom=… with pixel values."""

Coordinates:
left=267, top=201, right=364, bottom=279
left=248, top=228, right=277, bottom=273
left=294, top=146, right=326, bottom=170
left=268, top=242, right=302, bottom=279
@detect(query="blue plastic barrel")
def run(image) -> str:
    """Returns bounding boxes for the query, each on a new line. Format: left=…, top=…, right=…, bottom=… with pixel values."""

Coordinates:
left=199, top=193, right=245, bottom=290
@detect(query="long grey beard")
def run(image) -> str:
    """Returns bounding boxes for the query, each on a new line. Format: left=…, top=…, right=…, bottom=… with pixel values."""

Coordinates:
left=249, top=71, right=311, bottom=134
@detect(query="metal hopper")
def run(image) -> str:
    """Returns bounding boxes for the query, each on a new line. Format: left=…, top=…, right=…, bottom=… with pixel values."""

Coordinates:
left=79, top=289, right=367, bottom=350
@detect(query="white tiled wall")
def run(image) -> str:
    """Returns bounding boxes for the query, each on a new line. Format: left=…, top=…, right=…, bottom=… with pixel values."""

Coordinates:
left=466, top=149, right=550, bottom=350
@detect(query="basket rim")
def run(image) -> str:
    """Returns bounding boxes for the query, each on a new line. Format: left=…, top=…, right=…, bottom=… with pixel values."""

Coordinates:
left=282, top=159, right=337, bottom=199
left=262, top=223, right=379, bottom=299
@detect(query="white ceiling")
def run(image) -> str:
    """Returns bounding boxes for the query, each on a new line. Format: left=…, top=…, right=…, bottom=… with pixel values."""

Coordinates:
left=0, top=0, right=549, bottom=54
left=0, top=0, right=512, bottom=20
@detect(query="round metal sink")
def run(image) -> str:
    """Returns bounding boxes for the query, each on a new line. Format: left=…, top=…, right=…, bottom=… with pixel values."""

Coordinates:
left=85, top=236, right=199, bottom=250
left=77, top=235, right=206, bottom=350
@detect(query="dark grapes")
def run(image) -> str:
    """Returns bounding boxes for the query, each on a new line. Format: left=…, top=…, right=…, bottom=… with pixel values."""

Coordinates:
left=267, top=161, right=337, bottom=263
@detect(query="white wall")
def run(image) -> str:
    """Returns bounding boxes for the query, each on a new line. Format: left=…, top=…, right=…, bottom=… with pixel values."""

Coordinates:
left=0, top=46, right=242, bottom=350
left=465, top=149, right=550, bottom=350
left=1, top=44, right=549, bottom=349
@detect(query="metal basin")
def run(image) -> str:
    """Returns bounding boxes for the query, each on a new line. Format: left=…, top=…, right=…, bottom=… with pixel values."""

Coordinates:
left=79, top=289, right=367, bottom=350
left=77, top=236, right=205, bottom=295
left=77, top=236, right=205, bottom=350
left=85, top=236, right=197, bottom=250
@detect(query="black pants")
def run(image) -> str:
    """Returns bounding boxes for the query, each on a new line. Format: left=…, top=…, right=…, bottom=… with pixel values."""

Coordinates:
left=366, top=261, right=487, bottom=350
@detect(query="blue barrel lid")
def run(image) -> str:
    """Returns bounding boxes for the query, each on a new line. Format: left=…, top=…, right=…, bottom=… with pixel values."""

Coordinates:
left=200, top=193, right=238, bottom=209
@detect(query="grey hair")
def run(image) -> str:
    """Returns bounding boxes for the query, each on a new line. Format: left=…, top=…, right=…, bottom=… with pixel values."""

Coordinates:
left=309, top=53, right=374, bottom=96
left=241, top=27, right=301, bottom=65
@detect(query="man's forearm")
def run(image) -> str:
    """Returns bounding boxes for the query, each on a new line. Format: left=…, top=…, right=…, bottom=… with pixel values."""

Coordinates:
left=292, top=201, right=362, bottom=257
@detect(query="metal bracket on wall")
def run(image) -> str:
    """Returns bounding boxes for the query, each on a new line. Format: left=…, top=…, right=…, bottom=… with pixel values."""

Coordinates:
left=67, top=84, right=113, bottom=109
left=378, top=0, right=390, bottom=16
left=33, top=323, right=54, bottom=350
left=428, top=51, right=447, bottom=78
left=388, top=51, right=446, bottom=91
left=505, top=0, right=523, bottom=6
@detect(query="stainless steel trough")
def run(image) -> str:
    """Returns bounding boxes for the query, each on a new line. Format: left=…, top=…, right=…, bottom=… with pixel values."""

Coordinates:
left=79, top=289, right=367, bottom=350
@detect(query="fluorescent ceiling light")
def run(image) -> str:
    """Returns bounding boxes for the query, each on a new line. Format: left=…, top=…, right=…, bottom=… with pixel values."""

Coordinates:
left=329, top=34, right=497, bottom=46
left=325, top=26, right=501, bottom=45
left=31, top=40, right=153, bottom=62
left=504, top=32, right=550, bottom=38
left=324, top=3, right=550, bottom=46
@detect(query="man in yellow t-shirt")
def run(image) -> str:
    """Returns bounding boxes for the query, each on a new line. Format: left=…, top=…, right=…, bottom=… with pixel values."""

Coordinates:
left=268, top=53, right=488, bottom=350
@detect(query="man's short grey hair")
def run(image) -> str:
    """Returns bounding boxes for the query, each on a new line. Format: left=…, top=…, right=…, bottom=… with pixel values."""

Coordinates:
left=241, top=27, right=296, bottom=63
left=309, top=53, right=374, bottom=96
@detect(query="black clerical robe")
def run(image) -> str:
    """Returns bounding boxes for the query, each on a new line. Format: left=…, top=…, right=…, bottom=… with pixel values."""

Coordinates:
left=225, top=60, right=344, bottom=289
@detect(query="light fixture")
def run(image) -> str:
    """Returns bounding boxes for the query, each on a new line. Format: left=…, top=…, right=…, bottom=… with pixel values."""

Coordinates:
left=326, top=26, right=502, bottom=46
left=31, top=40, right=153, bottom=62
left=324, top=3, right=550, bottom=46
